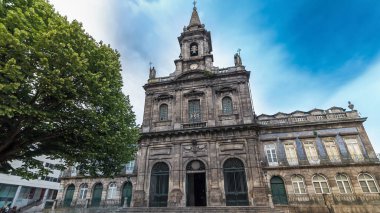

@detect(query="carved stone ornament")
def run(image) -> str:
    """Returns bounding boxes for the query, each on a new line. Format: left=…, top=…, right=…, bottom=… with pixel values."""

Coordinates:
left=183, top=141, right=207, bottom=154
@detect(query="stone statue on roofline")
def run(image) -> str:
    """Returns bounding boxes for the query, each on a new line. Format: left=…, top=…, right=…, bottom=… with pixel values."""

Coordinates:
left=234, top=48, right=242, bottom=66
left=149, top=62, right=156, bottom=79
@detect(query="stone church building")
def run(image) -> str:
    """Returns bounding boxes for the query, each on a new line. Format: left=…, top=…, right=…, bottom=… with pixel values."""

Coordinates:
left=56, top=4, right=380, bottom=213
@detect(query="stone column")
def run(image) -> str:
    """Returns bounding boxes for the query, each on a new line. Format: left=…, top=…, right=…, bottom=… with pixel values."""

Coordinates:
left=208, top=141, right=223, bottom=206
left=168, top=143, right=183, bottom=207
left=133, top=145, right=148, bottom=207
left=247, top=138, right=268, bottom=206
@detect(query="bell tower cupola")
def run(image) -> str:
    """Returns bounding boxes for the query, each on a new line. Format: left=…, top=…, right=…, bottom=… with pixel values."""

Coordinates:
left=174, top=2, right=213, bottom=75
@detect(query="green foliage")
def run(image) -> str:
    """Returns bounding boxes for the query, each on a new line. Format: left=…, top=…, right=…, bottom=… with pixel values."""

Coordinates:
left=0, top=0, right=139, bottom=178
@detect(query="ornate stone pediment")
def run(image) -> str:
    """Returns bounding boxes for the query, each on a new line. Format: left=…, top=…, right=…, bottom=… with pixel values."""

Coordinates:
left=215, top=86, right=237, bottom=95
left=183, top=89, right=204, bottom=97
left=155, top=93, right=173, bottom=101
left=175, top=70, right=209, bottom=81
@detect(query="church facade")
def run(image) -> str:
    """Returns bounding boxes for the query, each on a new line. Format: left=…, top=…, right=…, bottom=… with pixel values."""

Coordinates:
left=56, top=5, right=380, bottom=213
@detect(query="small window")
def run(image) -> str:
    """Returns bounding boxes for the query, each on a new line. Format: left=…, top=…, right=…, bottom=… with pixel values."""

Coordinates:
left=264, top=144, right=278, bottom=166
left=358, top=173, right=379, bottom=193
left=222, top=97, right=233, bottom=115
left=335, top=174, right=352, bottom=194
left=159, top=104, right=168, bottom=121
left=312, top=175, right=330, bottom=194
left=79, top=184, right=88, bottom=199
left=292, top=175, right=306, bottom=194
left=190, top=42, right=198, bottom=56
left=107, top=183, right=117, bottom=199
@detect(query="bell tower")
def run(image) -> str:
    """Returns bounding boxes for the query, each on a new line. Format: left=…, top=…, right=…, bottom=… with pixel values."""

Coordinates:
left=174, top=3, right=213, bottom=75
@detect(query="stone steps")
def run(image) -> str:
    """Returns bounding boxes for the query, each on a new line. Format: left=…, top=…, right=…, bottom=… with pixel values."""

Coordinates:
left=116, top=206, right=285, bottom=213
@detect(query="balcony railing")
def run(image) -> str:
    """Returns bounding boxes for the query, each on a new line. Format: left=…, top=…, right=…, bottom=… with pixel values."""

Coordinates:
left=257, top=111, right=360, bottom=126
left=182, top=122, right=207, bottom=129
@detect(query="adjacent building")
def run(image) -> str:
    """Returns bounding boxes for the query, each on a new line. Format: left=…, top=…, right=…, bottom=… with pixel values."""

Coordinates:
left=0, top=156, right=60, bottom=209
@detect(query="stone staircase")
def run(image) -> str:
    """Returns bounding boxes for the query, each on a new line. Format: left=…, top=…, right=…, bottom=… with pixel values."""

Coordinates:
left=116, top=206, right=285, bottom=213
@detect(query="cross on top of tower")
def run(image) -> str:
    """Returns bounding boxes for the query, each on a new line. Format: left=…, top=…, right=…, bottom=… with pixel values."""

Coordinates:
left=193, top=0, right=197, bottom=8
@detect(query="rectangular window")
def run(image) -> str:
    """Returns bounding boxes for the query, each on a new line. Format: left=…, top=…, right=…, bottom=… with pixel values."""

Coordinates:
left=188, top=100, right=201, bottom=123
left=344, top=137, right=364, bottom=162
left=323, top=138, right=341, bottom=162
left=303, top=141, right=320, bottom=164
left=264, top=144, right=278, bottom=166
left=284, top=142, right=298, bottom=166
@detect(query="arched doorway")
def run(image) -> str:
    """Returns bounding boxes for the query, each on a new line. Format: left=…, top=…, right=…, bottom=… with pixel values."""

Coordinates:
left=63, top=185, right=75, bottom=207
left=149, top=162, right=169, bottom=207
left=223, top=158, right=249, bottom=206
left=186, top=160, right=206, bottom=206
left=91, top=183, right=103, bottom=207
left=121, top=182, right=132, bottom=207
left=270, top=176, right=288, bottom=205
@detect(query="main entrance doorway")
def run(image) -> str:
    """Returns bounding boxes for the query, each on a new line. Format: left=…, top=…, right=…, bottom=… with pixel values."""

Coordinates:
left=186, top=160, right=206, bottom=206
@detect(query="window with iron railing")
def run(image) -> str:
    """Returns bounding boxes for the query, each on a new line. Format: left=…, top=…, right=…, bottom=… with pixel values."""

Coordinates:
left=188, top=100, right=201, bottom=123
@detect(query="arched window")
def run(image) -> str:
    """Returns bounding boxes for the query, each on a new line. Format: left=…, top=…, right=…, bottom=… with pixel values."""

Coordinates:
left=159, top=104, right=168, bottom=121
left=291, top=175, right=306, bottom=194
left=107, top=183, right=117, bottom=199
left=190, top=42, right=198, bottom=56
left=79, top=184, right=88, bottom=199
left=358, top=173, right=379, bottom=193
left=222, top=97, right=233, bottom=115
left=312, top=175, right=330, bottom=194
left=335, top=174, right=352, bottom=194
left=223, top=158, right=248, bottom=206
left=149, top=162, right=169, bottom=207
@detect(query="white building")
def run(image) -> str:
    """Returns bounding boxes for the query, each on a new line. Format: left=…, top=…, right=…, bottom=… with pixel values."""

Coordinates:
left=0, top=156, right=61, bottom=209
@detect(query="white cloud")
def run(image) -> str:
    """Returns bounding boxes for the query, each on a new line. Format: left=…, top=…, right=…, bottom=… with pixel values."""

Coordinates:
left=324, top=56, right=380, bottom=152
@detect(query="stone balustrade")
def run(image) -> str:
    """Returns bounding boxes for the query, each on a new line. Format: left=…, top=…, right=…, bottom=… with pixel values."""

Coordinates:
left=257, top=108, right=361, bottom=126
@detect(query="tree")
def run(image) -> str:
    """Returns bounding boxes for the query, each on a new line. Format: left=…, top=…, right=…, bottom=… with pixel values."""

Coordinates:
left=0, top=0, right=139, bottom=179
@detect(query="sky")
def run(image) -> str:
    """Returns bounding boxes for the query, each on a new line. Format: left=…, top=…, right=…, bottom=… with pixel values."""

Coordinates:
left=49, top=0, right=380, bottom=152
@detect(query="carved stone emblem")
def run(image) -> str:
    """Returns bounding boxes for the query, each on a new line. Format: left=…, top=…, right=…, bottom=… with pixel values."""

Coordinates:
left=183, top=140, right=207, bottom=153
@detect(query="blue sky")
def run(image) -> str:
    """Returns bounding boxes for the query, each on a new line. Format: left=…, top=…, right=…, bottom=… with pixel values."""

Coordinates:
left=50, top=0, right=380, bottom=152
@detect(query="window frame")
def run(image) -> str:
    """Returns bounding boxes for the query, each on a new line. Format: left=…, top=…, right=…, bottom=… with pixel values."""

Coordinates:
left=312, top=174, right=330, bottom=194
left=188, top=99, right=201, bottom=123
left=79, top=184, right=88, bottom=199
left=284, top=141, right=299, bottom=166
left=358, top=173, right=379, bottom=193
left=344, top=137, right=364, bottom=162
left=323, top=138, right=341, bottom=162
left=222, top=96, right=233, bottom=115
left=264, top=144, right=278, bottom=166
left=303, top=140, right=320, bottom=165
left=159, top=104, right=169, bottom=121
left=291, top=175, right=307, bottom=194
left=335, top=174, right=353, bottom=194
left=107, top=183, right=117, bottom=199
